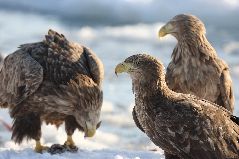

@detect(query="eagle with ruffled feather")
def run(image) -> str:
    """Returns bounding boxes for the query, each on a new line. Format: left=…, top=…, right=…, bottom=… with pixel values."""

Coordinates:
left=115, top=54, right=239, bottom=159
left=159, top=14, right=234, bottom=113
left=0, top=30, right=104, bottom=153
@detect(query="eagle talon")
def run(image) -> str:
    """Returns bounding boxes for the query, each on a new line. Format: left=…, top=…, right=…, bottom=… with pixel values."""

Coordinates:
left=63, top=136, right=78, bottom=152
left=34, top=140, right=49, bottom=153
left=64, top=141, right=77, bottom=149
left=64, top=135, right=76, bottom=149
left=64, top=143, right=78, bottom=151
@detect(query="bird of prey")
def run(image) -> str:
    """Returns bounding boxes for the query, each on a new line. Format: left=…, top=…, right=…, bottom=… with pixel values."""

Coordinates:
left=0, top=29, right=104, bottom=153
left=158, top=14, right=234, bottom=113
left=115, top=54, right=239, bottom=159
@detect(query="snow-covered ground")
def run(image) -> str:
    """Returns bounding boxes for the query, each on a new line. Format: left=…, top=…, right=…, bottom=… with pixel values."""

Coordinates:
left=0, top=0, right=239, bottom=158
left=0, top=148, right=163, bottom=159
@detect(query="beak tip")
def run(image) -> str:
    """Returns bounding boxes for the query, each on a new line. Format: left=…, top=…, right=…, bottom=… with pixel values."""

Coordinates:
left=158, top=25, right=168, bottom=38
left=115, top=63, right=125, bottom=76
left=84, top=129, right=96, bottom=138
left=158, top=30, right=164, bottom=38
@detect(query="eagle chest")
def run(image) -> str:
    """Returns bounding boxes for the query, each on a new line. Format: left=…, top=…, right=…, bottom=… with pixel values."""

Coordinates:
left=169, top=58, right=220, bottom=101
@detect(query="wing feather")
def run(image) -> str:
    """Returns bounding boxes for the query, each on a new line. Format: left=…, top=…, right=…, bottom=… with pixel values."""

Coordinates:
left=218, top=68, right=234, bottom=112
left=83, top=47, right=104, bottom=87
left=132, top=106, right=145, bottom=133
left=0, top=50, right=43, bottom=107
left=39, top=29, right=104, bottom=86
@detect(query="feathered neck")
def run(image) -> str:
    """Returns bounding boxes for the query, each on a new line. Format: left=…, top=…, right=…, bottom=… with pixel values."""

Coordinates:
left=131, top=64, right=172, bottom=98
left=172, top=32, right=216, bottom=63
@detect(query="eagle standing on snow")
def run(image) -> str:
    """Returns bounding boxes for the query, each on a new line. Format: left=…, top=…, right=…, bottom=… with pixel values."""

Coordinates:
left=115, top=54, right=239, bottom=159
left=0, top=30, right=104, bottom=153
left=158, top=14, right=234, bottom=113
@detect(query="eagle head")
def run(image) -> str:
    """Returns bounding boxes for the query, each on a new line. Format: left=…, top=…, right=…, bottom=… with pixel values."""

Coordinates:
left=158, top=14, right=206, bottom=40
left=69, top=74, right=103, bottom=138
left=115, top=54, right=164, bottom=78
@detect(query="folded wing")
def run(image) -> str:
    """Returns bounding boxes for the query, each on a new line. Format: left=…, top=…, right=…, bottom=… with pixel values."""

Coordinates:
left=0, top=51, right=43, bottom=107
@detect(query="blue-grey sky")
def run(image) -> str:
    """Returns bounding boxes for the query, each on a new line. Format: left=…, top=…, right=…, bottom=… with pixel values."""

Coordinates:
left=0, top=0, right=238, bottom=28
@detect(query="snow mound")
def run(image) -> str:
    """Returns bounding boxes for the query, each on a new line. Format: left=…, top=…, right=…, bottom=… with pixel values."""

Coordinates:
left=0, top=148, right=164, bottom=159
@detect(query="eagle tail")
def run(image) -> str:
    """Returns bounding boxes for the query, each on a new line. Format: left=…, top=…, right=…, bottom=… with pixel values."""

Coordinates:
left=11, top=113, right=41, bottom=144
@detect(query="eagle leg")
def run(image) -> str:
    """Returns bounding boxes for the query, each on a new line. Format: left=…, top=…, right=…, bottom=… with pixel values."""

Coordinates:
left=34, top=140, right=49, bottom=153
left=64, top=116, right=78, bottom=149
left=64, top=135, right=76, bottom=148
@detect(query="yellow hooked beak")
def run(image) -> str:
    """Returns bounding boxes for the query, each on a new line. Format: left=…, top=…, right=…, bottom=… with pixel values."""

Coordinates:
left=115, top=62, right=133, bottom=76
left=158, top=23, right=174, bottom=38
left=84, top=128, right=96, bottom=138
left=84, top=121, right=96, bottom=138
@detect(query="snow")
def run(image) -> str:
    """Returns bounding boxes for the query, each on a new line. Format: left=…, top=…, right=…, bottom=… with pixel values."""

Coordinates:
left=0, top=148, right=164, bottom=159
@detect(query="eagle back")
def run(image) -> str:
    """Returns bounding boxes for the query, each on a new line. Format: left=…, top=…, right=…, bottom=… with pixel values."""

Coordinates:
left=21, top=29, right=103, bottom=86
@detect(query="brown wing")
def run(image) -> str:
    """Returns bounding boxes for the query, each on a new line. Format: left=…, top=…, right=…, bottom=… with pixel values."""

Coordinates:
left=0, top=50, right=43, bottom=107
left=83, top=47, right=104, bottom=87
left=25, top=29, right=104, bottom=86
left=42, top=29, right=91, bottom=84
left=132, top=106, right=145, bottom=133
left=217, top=68, right=234, bottom=112
left=154, top=97, right=239, bottom=159
left=45, top=29, right=104, bottom=86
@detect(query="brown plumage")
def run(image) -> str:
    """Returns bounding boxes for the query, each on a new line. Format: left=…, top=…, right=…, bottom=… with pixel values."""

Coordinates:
left=159, top=14, right=234, bottom=113
left=0, top=54, right=2, bottom=62
left=115, top=54, right=239, bottom=159
left=0, top=53, right=3, bottom=69
left=0, top=29, right=104, bottom=153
